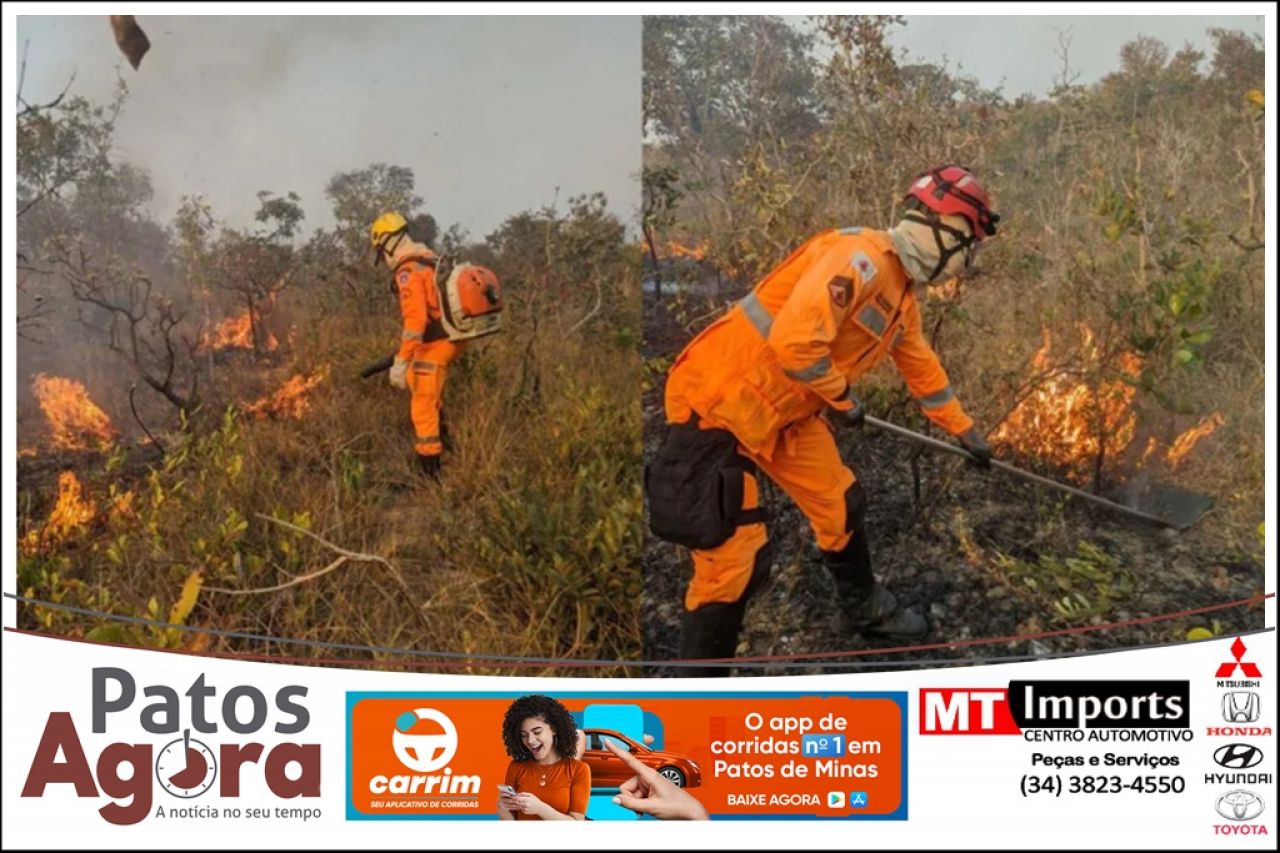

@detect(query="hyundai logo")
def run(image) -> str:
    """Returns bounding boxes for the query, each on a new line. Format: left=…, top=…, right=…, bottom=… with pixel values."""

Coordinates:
left=1214, top=744, right=1264, bottom=770
left=1215, top=790, right=1265, bottom=821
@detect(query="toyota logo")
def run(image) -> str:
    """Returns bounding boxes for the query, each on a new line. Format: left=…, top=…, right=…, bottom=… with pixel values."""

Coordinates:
left=1215, top=790, right=1265, bottom=821
left=1214, top=744, right=1264, bottom=770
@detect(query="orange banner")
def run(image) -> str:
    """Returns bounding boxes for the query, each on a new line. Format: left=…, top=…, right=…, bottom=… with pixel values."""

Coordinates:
left=347, top=692, right=906, bottom=820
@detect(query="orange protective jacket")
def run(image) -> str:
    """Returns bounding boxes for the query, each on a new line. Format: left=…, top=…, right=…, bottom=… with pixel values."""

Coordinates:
left=394, top=252, right=456, bottom=359
left=665, top=227, right=973, bottom=459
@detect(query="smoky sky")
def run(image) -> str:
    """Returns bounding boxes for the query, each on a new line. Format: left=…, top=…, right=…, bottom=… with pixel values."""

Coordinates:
left=788, top=14, right=1263, bottom=97
left=890, top=14, right=1263, bottom=97
left=15, top=15, right=641, bottom=239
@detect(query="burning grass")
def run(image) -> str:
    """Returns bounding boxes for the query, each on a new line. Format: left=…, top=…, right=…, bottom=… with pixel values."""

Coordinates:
left=243, top=369, right=329, bottom=420
left=31, top=374, right=116, bottom=451
left=17, top=314, right=643, bottom=673
left=21, top=471, right=96, bottom=554
left=1166, top=413, right=1227, bottom=469
left=990, top=327, right=1226, bottom=486
left=199, top=310, right=280, bottom=353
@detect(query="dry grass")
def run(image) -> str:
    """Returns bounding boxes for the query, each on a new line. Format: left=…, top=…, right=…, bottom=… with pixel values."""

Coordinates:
left=18, top=245, right=644, bottom=675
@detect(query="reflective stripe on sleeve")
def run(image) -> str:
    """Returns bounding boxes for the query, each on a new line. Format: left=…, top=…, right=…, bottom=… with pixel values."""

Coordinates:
left=916, top=385, right=955, bottom=409
left=783, top=356, right=833, bottom=383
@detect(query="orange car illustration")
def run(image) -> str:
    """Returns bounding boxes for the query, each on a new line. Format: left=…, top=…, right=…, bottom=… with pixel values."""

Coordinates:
left=580, top=728, right=703, bottom=789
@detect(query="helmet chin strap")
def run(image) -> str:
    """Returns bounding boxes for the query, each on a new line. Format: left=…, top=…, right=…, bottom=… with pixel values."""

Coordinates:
left=376, top=231, right=408, bottom=267
left=903, top=212, right=974, bottom=284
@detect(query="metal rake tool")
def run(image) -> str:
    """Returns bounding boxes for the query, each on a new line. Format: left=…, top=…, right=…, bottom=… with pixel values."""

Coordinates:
left=866, top=416, right=1214, bottom=530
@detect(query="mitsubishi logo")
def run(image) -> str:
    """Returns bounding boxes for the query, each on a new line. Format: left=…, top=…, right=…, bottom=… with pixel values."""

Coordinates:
left=1216, top=638, right=1262, bottom=678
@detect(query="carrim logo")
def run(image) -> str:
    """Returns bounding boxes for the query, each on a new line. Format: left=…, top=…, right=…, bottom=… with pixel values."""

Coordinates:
left=368, top=707, right=479, bottom=797
left=1215, top=790, right=1265, bottom=821
left=1222, top=692, right=1261, bottom=724
left=1214, top=744, right=1264, bottom=770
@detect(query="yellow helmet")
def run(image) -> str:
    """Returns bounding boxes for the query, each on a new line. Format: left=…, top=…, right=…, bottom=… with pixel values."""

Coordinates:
left=370, top=211, right=408, bottom=250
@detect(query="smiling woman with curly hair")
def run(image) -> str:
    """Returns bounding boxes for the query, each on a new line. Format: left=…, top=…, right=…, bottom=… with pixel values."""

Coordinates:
left=497, top=694, right=591, bottom=821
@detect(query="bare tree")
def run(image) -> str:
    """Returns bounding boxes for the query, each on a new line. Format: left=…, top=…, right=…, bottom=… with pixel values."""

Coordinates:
left=51, top=239, right=202, bottom=414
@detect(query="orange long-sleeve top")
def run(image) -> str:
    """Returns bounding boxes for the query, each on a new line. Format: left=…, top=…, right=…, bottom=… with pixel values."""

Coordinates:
left=503, top=757, right=591, bottom=820
left=394, top=253, right=446, bottom=361
left=665, top=228, right=974, bottom=458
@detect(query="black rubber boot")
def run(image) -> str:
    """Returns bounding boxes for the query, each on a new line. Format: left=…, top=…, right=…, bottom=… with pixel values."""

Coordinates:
left=417, top=454, right=442, bottom=481
left=839, top=583, right=929, bottom=639
left=821, top=528, right=928, bottom=639
left=678, top=601, right=747, bottom=678
left=439, top=411, right=453, bottom=452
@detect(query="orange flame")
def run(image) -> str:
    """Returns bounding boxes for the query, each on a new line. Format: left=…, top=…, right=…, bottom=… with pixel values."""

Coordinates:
left=200, top=311, right=280, bottom=353
left=109, top=490, right=136, bottom=520
left=243, top=369, right=328, bottom=420
left=21, top=471, right=97, bottom=554
left=927, top=277, right=962, bottom=301
left=666, top=240, right=708, bottom=260
left=1139, top=436, right=1161, bottom=466
left=1166, top=413, right=1226, bottom=468
left=32, top=374, right=116, bottom=451
left=992, top=327, right=1141, bottom=475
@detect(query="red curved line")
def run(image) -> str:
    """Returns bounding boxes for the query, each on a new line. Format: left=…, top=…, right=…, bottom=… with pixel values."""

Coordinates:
left=693, top=591, right=1273, bottom=665
left=5, top=591, right=1268, bottom=671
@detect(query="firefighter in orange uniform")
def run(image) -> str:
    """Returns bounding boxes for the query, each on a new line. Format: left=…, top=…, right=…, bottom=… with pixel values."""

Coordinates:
left=648, top=166, right=1001, bottom=674
left=371, top=212, right=460, bottom=480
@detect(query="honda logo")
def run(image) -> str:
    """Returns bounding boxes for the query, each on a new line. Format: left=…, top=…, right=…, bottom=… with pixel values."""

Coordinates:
left=1222, top=692, right=1261, bottom=723
left=1213, top=744, right=1264, bottom=770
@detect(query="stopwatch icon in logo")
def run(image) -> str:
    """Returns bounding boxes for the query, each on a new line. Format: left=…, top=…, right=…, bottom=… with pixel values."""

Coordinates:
left=155, top=729, right=218, bottom=798
left=392, top=708, right=458, bottom=773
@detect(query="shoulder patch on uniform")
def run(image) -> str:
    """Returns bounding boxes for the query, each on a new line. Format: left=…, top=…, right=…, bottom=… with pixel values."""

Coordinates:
left=850, top=250, right=877, bottom=284
left=827, top=275, right=854, bottom=309
left=397, top=270, right=411, bottom=286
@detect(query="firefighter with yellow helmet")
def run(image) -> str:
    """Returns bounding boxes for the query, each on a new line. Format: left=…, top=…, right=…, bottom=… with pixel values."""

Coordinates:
left=371, top=212, right=503, bottom=479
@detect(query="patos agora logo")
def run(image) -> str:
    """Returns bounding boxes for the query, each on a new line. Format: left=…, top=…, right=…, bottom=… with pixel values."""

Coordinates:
left=20, top=668, right=321, bottom=825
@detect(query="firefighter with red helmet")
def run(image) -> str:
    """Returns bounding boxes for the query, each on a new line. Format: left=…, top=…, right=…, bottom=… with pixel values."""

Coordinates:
left=647, top=166, right=1000, bottom=675
left=371, top=212, right=503, bottom=480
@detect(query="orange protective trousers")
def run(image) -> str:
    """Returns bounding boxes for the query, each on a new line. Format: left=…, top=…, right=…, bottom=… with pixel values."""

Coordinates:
left=681, top=416, right=855, bottom=611
left=405, top=339, right=460, bottom=458
left=394, top=253, right=462, bottom=458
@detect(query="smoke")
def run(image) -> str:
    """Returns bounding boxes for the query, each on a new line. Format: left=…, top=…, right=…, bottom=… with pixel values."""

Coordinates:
left=14, top=15, right=641, bottom=237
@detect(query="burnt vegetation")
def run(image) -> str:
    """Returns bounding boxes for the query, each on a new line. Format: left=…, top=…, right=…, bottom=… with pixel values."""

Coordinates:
left=642, top=17, right=1265, bottom=672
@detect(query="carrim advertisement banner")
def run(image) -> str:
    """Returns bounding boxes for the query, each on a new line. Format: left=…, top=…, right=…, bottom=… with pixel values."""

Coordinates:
left=1, top=627, right=1275, bottom=848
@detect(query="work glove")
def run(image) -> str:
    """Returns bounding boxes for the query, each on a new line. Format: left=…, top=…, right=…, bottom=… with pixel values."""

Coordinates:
left=958, top=427, right=992, bottom=469
left=388, top=357, right=408, bottom=390
left=828, top=387, right=865, bottom=431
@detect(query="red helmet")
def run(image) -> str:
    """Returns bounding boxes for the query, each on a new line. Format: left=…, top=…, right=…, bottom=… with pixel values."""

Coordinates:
left=905, top=165, right=999, bottom=241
